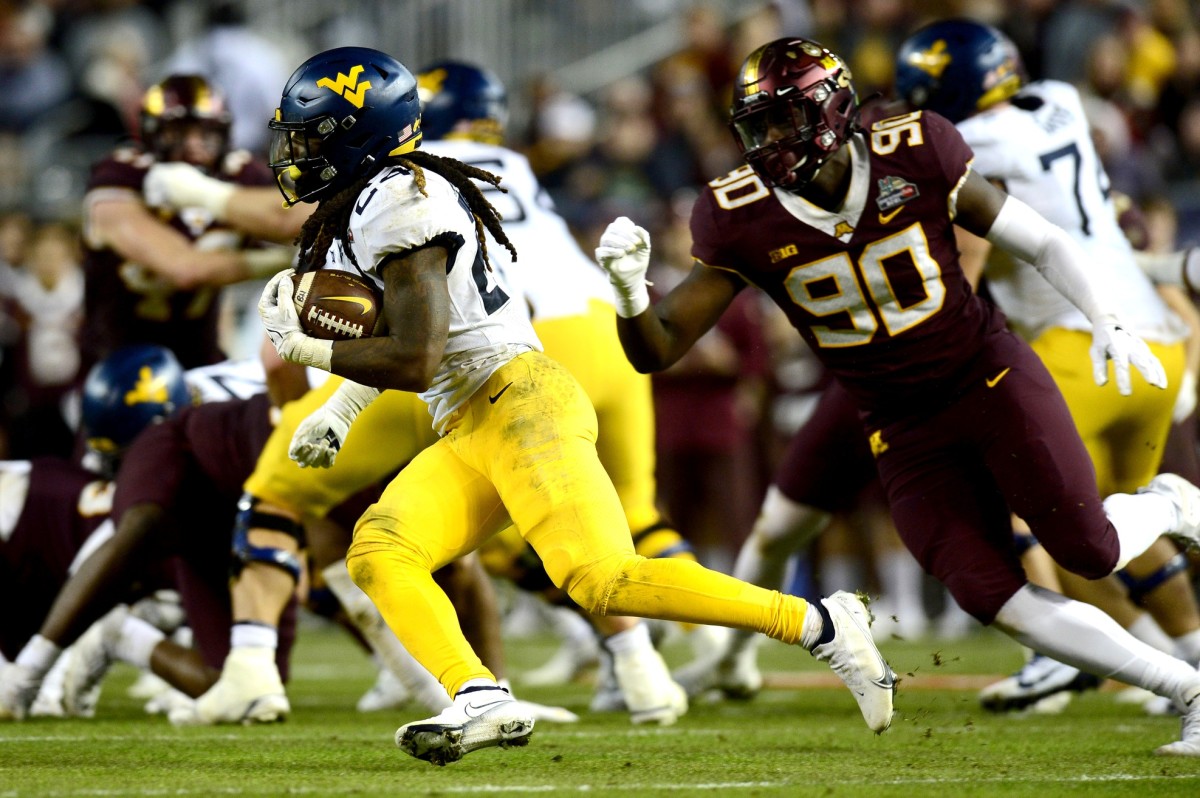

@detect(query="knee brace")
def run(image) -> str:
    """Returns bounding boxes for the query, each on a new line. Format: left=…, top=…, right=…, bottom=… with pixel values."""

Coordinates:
left=231, top=493, right=306, bottom=581
left=1116, top=552, right=1190, bottom=603
left=632, top=522, right=695, bottom=560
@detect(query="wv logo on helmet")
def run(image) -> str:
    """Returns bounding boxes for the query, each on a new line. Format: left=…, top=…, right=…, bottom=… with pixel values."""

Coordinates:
left=317, top=65, right=372, bottom=108
left=125, top=366, right=169, bottom=406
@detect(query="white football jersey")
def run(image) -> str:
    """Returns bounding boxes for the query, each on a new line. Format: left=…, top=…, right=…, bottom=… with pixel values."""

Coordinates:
left=323, top=163, right=540, bottom=433
left=184, top=358, right=329, bottom=404
left=958, top=80, right=1185, bottom=343
left=422, top=139, right=613, bottom=321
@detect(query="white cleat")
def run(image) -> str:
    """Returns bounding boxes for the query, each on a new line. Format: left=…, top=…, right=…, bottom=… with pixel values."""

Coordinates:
left=62, top=605, right=128, bottom=717
left=171, top=646, right=289, bottom=726
left=395, top=686, right=534, bottom=766
left=29, top=652, right=70, bottom=718
left=512, top=699, right=579, bottom=724
left=521, top=637, right=600, bottom=687
left=144, top=688, right=194, bottom=716
left=0, top=662, right=44, bottom=721
left=612, top=646, right=688, bottom=726
left=811, top=591, right=897, bottom=734
left=672, top=640, right=763, bottom=701
left=1139, top=473, right=1200, bottom=551
left=978, top=653, right=1101, bottom=713
left=1155, top=690, right=1200, bottom=756
left=128, top=670, right=173, bottom=701
left=357, top=667, right=411, bottom=713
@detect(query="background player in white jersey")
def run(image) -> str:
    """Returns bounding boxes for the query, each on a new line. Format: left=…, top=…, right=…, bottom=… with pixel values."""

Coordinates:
left=896, top=18, right=1200, bottom=711
left=257, top=45, right=895, bottom=766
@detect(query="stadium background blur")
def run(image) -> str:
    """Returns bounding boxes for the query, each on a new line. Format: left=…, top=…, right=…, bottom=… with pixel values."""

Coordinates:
left=2, top=0, right=1199, bottom=585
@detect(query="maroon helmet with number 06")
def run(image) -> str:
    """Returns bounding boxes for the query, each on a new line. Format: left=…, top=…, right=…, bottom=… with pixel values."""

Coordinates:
left=730, top=38, right=860, bottom=190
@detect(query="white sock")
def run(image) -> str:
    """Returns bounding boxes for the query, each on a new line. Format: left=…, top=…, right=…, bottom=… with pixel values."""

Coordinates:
left=114, top=616, right=165, bottom=670
left=230, top=622, right=277, bottom=650
left=1172, top=628, right=1200, bottom=665
left=994, top=583, right=1200, bottom=704
left=876, top=549, right=926, bottom=620
left=1125, top=612, right=1176, bottom=654
left=727, top=490, right=829, bottom=660
left=321, top=559, right=450, bottom=712
left=15, top=635, right=62, bottom=677
left=1103, top=492, right=1179, bottom=570
left=819, top=554, right=863, bottom=596
left=604, top=622, right=653, bottom=655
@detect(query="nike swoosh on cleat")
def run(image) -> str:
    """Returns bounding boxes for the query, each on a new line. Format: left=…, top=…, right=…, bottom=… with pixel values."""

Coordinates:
left=489, top=382, right=513, bottom=404
left=463, top=699, right=511, bottom=718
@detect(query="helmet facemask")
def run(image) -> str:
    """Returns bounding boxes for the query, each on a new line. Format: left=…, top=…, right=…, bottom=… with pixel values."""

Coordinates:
left=268, top=114, right=343, bottom=205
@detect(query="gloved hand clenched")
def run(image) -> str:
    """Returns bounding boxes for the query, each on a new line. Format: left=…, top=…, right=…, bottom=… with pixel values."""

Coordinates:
left=595, top=216, right=652, bottom=317
left=258, top=269, right=332, bottom=370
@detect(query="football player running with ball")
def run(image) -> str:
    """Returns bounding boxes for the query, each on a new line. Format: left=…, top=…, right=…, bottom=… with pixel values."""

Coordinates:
left=594, top=37, right=1200, bottom=757
left=256, top=46, right=896, bottom=766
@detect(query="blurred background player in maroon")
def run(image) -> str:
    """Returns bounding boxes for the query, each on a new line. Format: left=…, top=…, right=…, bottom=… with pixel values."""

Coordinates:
left=0, top=344, right=297, bottom=722
left=80, top=74, right=294, bottom=371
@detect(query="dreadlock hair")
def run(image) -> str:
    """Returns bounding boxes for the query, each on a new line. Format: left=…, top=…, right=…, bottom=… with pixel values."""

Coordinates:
left=294, top=151, right=517, bottom=272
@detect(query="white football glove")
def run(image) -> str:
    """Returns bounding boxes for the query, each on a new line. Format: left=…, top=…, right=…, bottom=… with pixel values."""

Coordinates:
left=288, top=381, right=381, bottom=468
left=143, top=162, right=235, bottom=219
left=258, top=269, right=332, bottom=370
left=1089, top=316, right=1167, bottom=396
left=595, top=216, right=652, bottom=317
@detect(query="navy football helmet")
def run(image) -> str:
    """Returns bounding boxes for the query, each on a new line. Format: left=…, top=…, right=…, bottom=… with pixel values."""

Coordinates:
left=730, top=38, right=860, bottom=190
left=81, top=345, right=192, bottom=458
left=268, top=47, right=422, bottom=205
left=140, top=75, right=232, bottom=168
left=895, top=19, right=1025, bottom=124
left=416, top=60, right=508, bottom=144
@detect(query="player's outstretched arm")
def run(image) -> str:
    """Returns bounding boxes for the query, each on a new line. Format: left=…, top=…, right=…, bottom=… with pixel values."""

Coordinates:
left=595, top=216, right=741, bottom=373
left=90, top=197, right=294, bottom=289
left=145, top=162, right=312, bottom=244
left=955, top=171, right=1166, bottom=395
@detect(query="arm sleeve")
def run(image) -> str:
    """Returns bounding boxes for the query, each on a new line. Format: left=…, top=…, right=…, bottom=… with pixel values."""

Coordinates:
left=984, top=194, right=1120, bottom=324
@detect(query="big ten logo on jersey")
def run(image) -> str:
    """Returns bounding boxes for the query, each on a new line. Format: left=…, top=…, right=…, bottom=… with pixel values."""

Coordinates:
left=870, top=112, right=925, bottom=156
left=709, top=165, right=770, bottom=211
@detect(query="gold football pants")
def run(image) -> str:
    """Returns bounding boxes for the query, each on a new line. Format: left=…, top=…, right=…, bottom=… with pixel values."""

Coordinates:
left=345, top=352, right=807, bottom=696
left=1031, top=328, right=1183, bottom=496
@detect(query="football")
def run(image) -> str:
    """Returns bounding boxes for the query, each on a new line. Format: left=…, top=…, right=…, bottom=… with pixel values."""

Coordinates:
left=291, top=270, right=385, bottom=341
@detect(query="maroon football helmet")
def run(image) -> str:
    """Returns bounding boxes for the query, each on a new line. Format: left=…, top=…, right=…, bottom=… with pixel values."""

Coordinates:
left=730, top=38, right=860, bottom=189
left=140, top=75, right=232, bottom=169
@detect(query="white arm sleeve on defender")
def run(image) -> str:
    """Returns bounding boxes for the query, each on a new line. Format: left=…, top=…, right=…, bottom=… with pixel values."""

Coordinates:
left=984, top=195, right=1119, bottom=325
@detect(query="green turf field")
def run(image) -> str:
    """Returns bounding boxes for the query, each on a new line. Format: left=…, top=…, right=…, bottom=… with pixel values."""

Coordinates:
left=2, top=619, right=1198, bottom=797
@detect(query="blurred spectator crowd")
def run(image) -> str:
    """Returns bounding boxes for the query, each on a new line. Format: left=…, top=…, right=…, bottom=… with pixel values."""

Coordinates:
left=2, top=0, right=1200, bottom=608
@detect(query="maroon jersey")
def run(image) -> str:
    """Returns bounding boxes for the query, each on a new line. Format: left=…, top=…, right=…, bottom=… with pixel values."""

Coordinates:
left=0, top=459, right=113, bottom=659
left=81, top=147, right=274, bottom=369
left=691, top=109, right=1005, bottom=424
left=112, top=393, right=274, bottom=524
